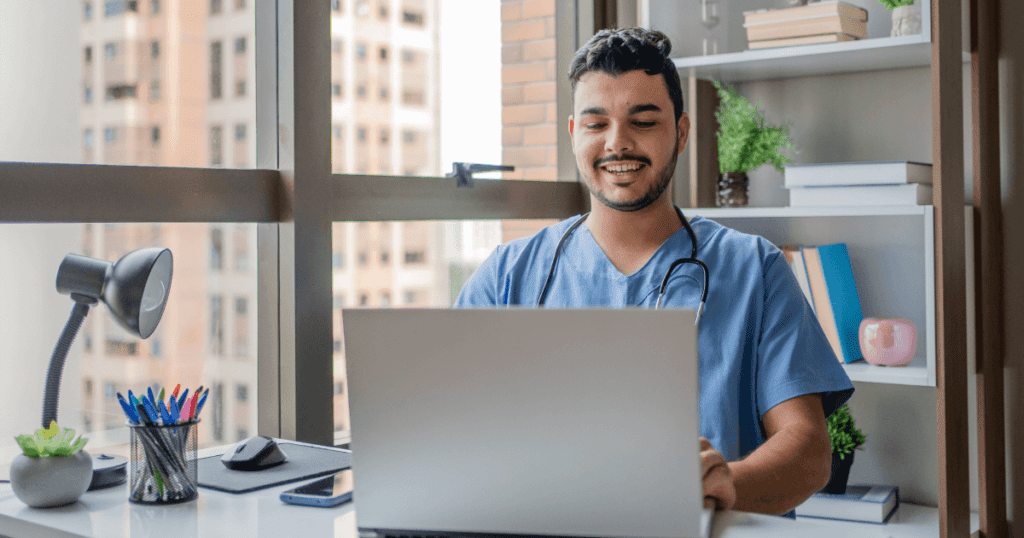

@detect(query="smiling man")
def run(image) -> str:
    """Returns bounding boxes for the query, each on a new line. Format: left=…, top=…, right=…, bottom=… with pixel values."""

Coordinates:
left=455, top=28, right=854, bottom=516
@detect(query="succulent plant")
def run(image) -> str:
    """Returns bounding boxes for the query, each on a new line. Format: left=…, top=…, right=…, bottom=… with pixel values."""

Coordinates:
left=878, top=0, right=914, bottom=10
left=15, top=421, right=89, bottom=458
left=827, top=404, right=867, bottom=460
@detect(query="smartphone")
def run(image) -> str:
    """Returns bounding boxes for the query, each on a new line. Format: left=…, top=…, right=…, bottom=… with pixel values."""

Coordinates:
left=280, top=469, right=354, bottom=507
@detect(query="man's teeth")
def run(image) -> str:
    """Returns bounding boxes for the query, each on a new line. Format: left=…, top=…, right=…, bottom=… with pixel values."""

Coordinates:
left=604, top=163, right=643, bottom=173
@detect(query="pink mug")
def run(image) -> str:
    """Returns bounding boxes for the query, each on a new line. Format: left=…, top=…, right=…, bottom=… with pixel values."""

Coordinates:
left=859, top=318, right=917, bottom=366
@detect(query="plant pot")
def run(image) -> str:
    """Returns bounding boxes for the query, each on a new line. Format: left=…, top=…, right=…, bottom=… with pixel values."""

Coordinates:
left=891, top=3, right=922, bottom=36
left=822, top=451, right=854, bottom=494
left=9, top=450, right=92, bottom=508
left=717, top=172, right=749, bottom=207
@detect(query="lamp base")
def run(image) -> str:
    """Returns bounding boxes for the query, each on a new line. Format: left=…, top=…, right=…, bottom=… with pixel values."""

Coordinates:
left=88, top=454, right=127, bottom=491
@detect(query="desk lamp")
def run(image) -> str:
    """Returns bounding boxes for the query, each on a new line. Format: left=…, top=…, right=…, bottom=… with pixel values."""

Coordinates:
left=42, top=247, right=172, bottom=489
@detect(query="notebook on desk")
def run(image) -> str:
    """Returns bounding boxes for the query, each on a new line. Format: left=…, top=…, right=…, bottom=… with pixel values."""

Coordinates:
left=343, top=308, right=713, bottom=538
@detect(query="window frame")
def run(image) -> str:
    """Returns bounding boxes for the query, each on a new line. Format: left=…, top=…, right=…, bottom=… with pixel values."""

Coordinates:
left=0, top=0, right=586, bottom=446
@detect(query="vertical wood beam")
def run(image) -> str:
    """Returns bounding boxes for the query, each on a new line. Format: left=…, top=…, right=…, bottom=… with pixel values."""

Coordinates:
left=688, top=75, right=719, bottom=208
left=970, top=0, right=1007, bottom=535
left=932, top=0, right=969, bottom=536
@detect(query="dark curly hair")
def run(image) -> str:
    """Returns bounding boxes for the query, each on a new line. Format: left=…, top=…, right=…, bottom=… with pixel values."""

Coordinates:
left=567, top=28, right=684, bottom=122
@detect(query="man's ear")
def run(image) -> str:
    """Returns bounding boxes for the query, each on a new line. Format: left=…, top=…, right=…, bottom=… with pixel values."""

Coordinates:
left=568, top=115, right=576, bottom=148
left=676, top=112, right=691, bottom=156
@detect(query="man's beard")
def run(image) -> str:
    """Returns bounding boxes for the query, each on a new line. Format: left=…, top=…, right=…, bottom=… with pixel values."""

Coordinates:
left=584, top=149, right=678, bottom=212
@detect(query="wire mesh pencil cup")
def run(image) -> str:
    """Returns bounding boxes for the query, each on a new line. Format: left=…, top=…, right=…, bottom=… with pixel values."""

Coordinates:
left=128, top=419, right=199, bottom=504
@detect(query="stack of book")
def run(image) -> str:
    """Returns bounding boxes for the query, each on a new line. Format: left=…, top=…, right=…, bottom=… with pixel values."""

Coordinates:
left=781, top=243, right=864, bottom=364
left=796, top=485, right=900, bottom=524
left=744, top=1, right=869, bottom=50
left=784, top=161, right=934, bottom=207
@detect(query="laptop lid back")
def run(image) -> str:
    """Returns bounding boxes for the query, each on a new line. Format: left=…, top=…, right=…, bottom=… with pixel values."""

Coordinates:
left=344, top=308, right=702, bottom=538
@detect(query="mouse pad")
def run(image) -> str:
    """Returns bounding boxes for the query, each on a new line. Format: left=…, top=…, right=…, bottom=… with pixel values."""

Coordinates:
left=198, top=442, right=351, bottom=493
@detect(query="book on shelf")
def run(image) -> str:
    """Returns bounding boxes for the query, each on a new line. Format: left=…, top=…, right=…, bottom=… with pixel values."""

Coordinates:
left=743, top=1, right=868, bottom=26
left=784, top=161, right=933, bottom=188
left=748, top=33, right=858, bottom=50
left=745, top=14, right=868, bottom=42
left=781, top=246, right=815, bottom=313
left=789, top=184, right=933, bottom=207
left=796, top=485, right=900, bottom=524
left=801, top=244, right=864, bottom=363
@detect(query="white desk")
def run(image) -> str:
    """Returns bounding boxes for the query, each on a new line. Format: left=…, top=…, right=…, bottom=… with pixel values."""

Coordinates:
left=0, top=441, right=979, bottom=538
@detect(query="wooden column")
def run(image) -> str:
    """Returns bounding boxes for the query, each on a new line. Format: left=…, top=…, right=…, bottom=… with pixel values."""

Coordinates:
left=687, top=75, right=719, bottom=208
left=971, top=0, right=1007, bottom=535
left=932, top=0, right=969, bottom=536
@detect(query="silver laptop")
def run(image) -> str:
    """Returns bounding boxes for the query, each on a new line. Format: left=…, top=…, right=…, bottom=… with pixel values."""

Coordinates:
left=343, top=308, right=712, bottom=538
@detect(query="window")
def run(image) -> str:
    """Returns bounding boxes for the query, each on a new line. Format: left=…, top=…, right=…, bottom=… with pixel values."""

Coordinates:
left=403, top=290, right=417, bottom=304
left=332, top=83, right=342, bottom=97
left=84, top=1, right=93, bottom=20
left=84, top=86, right=93, bottom=104
left=234, top=224, right=250, bottom=271
left=359, top=293, right=368, bottom=306
left=150, top=336, right=161, bottom=358
left=332, top=39, right=342, bottom=54
left=235, top=0, right=245, bottom=9
left=332, top=252, right=344, bottom=268
left=84, top=46, right=93, bottom=63
left=151, top=0, right=159, bottom=14
left=151, top=126, right=160, bottom=145
left=104, top=382, right=117, bottom=400
left=334, top=381, right=345, bottom=396
left=104, top=0, right=138, bottom=17
left=105, top=84, right=137, bottom=101
left=84, top=379, right=94, bottom=398
left=357, top=127, right=367, bottom=142
left=355, top=42, right=367, bottom=60
left=402, top=130, right=416, bottom=143
left=402, top=10, right=423, bottom=25
left=236, top=384, right=248, bottom=402
left=151, top=80, right=160, bottom=100
left=234, top=37, right=246, bottom=54
left=210, top=0, right=221, bottom=14
left=235, top=123, right=247, bottom=142
left=381, top=251, right=389, bottom=263
left=210, top=125, right=223, bottom=166
left=210, top=295, right=224, bottom=356
left=333, top=294, right=344, bottom=309
left=236, top=80, right=246, bottom=97
left=210, top=41, right=222, bottom=99
left=331, top=0, right=341, bottom=12
left=210, top=227, right=224, bottom=270
left=358, top=251, right=367, bottom=265
left=356, top=84, right=367, bottom=99
left=379, top=86, right=389, bottom=101
left=404, top=250, right=425, bottom=263
left=379, top=3, right=388, bottom=18
left=379, top=291, right=390, bottom=307
left=104, top=43, right=117, bottom=59
left=379, top=46, right=388, bottom=61
left=402, top=49, right=416, bottom=63
left=151, top=40, right=160, bottom=59
left=104, top=127, right=117, bottom=143
left=212, top=383, right=224, bottom=441
left=334, top=339, right=343, bottom=352
left=379, top=128, right=389, bottom=144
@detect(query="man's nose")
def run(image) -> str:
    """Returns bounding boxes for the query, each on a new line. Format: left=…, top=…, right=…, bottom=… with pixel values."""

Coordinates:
left=604, top=122, right=634, bottom=154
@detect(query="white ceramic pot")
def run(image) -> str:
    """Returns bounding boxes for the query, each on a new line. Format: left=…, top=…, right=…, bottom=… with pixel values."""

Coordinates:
left=10, top=450, right=92, bottom=508
left=891, top=3, right=922, bottom=37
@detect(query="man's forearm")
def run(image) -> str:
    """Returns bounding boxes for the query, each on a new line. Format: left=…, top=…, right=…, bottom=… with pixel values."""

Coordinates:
left=727, top=424, right=832, bottom=515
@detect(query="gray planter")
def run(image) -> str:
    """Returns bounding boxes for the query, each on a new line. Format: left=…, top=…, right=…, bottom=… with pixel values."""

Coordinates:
left=10, top=450, right=92, bottom=508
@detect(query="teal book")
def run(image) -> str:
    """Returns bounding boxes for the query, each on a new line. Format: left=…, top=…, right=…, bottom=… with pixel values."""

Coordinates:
left=817, top=243, right=864, bottom=363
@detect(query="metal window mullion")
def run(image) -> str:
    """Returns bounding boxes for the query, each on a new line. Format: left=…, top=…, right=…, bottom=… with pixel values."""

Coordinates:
left=276, top=0, right=334, bottom=445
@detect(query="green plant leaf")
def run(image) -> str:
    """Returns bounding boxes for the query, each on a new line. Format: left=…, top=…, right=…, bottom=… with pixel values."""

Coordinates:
left=827, top=404, right=867, bottom=456
left=713, top=81, right=795, bottom=174
left=17, top=423, right=89, bottom=457
left=878, top=0, right=913, bottom=10
left=15, top=435, right=40, bottom=457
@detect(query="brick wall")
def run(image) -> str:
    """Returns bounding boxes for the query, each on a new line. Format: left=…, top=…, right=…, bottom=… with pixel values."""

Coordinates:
left=501, top=0, right=561, bottom=242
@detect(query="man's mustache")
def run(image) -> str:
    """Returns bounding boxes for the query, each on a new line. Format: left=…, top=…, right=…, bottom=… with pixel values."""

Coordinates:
left=593, top=154, right=652, bottom=168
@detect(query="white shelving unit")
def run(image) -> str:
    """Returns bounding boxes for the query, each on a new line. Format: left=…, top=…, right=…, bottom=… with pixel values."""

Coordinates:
left=695, top=205, right=940, bottom=387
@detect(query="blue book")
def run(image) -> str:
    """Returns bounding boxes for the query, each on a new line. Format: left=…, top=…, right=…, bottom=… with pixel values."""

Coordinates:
left=796, top=485, right=900, bottom=524
left=817, top=243, right=864, bottom=363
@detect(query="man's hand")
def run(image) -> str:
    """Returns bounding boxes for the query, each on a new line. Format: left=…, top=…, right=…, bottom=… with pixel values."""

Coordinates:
left=700, top=437, right=736, bottom=511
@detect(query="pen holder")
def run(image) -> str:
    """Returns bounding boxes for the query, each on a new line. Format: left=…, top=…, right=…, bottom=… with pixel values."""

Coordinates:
left=128, top=420, right=199, bottom=504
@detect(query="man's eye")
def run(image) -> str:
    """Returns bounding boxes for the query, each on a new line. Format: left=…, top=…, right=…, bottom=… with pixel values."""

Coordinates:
left=635, top=121, right=656, bottom=128
left=585, top=123, right=605, bottom=129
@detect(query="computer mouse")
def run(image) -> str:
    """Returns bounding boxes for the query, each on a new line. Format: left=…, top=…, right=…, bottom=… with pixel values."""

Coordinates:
left=221, top=436, right=288, bottom=471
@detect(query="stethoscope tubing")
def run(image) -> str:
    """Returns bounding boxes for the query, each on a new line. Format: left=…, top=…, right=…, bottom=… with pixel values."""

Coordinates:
left=536, top=206, right=709, bottom=325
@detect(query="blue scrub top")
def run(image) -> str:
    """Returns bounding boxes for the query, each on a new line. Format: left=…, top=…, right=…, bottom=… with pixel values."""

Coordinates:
left=454, top=210, right=854, bottom=462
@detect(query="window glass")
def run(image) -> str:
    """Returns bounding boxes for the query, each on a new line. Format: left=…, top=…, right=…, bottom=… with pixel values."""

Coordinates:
left=0, top=2, right=255, bottom=167
left=329, top=0, right=560, bottom=181
left=331, top=218, right=558, bottom=440
left=0, top=223, right=258, bottom=465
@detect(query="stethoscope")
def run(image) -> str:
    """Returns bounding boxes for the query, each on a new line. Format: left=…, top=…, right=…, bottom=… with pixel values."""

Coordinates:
left=536, top=206, right=709, bottom=325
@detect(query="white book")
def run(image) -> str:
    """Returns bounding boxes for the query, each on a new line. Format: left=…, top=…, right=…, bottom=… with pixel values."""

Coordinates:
left=784, top=161, right=933, bottom=188
left=796, top=485, right=899, bottom=524
left=788, top=184, right=933, bottom=207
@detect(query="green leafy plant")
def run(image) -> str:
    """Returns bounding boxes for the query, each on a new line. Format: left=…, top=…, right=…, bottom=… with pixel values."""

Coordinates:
left=712, top=80, right=795, bottom=174
left=14, top=421, right=88, bottom=458
left=827, top=404, right=867, bottom=460
left=878, top=0, right=913, bottom=10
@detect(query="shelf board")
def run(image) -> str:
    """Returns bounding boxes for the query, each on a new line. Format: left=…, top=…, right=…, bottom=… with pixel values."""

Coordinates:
left=843, top=356, right=932, bottom=386
left=693, top=205, right=929, bottom=218
left=673, top=34, right=933, bottom=82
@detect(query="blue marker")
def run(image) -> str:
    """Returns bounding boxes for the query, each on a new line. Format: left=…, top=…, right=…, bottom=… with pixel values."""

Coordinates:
left=169, top=393, right=181, bottom=423
left=177, top=389, right=189, bottom=412
left=143, top=396, right=160, bottom=426
left=116, top=392, right=140, bottom=423
left=157, top=399, right=172, bottom=424
left=128, top=390, right=140, bottom=409
left=147, top=387, right=156, bottom=407
left=194, top=388, right=210, bottom=418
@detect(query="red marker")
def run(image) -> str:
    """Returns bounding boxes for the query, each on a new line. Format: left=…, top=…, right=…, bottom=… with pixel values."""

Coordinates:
left=189, top=392, right=200, bottom=419
left=172, top=384, right=181, bottom=399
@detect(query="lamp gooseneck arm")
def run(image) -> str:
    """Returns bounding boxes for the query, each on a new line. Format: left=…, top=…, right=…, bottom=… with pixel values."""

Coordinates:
left=42, top=302, right=91, bottom=429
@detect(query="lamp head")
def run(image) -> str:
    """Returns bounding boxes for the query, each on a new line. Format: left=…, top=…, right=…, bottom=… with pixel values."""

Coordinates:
left=55, top=247, right=173, bottom=338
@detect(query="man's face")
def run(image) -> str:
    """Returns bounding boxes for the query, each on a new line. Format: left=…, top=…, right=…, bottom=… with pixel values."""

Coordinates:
left=569, top=69, right=689, bottom=212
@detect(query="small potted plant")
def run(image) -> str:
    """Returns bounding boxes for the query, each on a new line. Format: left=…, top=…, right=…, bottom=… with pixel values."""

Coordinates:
left=10, top=421, right=92, bottom=508
left=822, top=404, right=867, bottom=494
left=712, top=81, right=795, bottom=207
left=879, top=0, right=921, bottom=36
